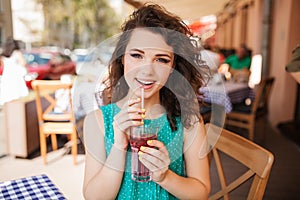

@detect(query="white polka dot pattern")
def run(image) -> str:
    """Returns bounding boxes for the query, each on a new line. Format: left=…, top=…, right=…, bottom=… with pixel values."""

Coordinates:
left=100, top=103, right=185, bottom=199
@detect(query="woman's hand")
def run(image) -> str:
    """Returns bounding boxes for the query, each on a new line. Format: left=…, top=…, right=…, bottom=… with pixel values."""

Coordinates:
left=138, top=140, right=171, bottom=182
left=113, top=98, right=144, bottom=150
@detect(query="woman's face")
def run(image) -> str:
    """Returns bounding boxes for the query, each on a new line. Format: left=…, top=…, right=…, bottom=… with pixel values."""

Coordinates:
left=123, top=28, right=174, bottom=100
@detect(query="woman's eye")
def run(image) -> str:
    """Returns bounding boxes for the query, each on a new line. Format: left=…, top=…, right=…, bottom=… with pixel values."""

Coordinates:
left=130, top=53, right=142, bottom=59
left=157, top=58, right=171, bottom=64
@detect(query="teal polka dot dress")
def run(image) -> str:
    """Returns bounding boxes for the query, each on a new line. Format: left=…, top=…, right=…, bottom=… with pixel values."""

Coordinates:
left=100, top=103, right=185, bottom=200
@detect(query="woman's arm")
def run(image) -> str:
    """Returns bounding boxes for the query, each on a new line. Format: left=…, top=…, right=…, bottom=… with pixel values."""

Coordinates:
left=154, top=121, right=211, bottom=199
left=83, top=98, right=144, bottom=199
left=82, top=110, right=127, bottom=200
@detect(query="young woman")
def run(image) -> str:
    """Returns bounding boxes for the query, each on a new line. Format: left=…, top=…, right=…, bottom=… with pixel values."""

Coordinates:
left=83, top=4, right=210, bottom=199
left=0, top=37, right=28, bottom=105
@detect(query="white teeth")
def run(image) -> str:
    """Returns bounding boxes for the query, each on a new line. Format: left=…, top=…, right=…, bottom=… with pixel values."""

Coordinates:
left=137, top=79, right=154, bottom=85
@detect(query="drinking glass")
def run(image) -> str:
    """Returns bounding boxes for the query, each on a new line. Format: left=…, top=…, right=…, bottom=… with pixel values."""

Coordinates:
left=129, top=125, right=158, bottom=182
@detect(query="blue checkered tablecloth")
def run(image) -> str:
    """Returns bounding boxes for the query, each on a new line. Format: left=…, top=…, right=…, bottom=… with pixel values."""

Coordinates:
left=0, top=174, right=66, bottom=200
left=199, top=81, right=255, bottom=113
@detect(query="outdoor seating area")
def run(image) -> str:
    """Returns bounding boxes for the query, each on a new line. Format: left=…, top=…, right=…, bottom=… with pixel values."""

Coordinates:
left=225, top=77, right=275, bottom=141
left=1, top=0, right=300, bottom=199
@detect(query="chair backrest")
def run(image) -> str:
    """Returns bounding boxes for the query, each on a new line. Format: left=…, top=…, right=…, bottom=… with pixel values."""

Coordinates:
left=31, top=80, right=75, bottom=124
left=205, top=123, right=274, bottom=200
left=251, top=77, right=275, bottom=115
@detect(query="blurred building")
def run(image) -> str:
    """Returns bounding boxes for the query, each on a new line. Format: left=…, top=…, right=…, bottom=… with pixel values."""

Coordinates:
left=213, top=0, right=300, bottom=130
left=0, top=0, right=13, bottom=47
left=1, top=0, right=299, bottom=132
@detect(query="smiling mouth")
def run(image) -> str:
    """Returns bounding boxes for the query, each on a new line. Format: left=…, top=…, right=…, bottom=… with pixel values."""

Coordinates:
left=136, top=78, right=156, bottom=87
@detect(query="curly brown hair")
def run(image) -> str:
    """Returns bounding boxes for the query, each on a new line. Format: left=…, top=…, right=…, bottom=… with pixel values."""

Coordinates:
left=103, top=4, right=208, bottom=130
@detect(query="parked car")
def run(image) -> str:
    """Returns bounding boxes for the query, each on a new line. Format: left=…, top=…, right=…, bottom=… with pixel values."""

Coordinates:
left=23, top=49, right=76, bottom=88
left=0, top=49, right=76, bottom=89
left=25, top=50, right=76, bottom=79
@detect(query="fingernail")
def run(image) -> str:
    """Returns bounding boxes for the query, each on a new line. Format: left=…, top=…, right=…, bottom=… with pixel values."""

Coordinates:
left=141, top=108, right=146, bottom=112
left=138, top=151, right=143, bottom=155
left=136, top=98, right=141, bottom=101
left=140, top=146, right=146, bottom=151
left=141, top=114, right=146, bottom=118
left=140, top=121, right=144, bottom=125
left=147, top=140, right=152, bottom=145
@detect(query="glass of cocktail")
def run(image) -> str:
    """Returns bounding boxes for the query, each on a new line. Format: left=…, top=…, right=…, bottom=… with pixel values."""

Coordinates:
left=130, top=125, right=158, bottom=182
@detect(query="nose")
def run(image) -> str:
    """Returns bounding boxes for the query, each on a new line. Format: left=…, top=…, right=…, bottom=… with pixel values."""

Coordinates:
left=140, top=59, right=155, bottom=75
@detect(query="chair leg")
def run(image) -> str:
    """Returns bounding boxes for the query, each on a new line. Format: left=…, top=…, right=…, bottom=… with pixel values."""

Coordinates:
left=71, top=131, right=77, bottom=165
left=51, top=134, right=58, bottom=150
left=40, top=133, right=47, bottom=165
left=248, top=120, right=255, bottom=141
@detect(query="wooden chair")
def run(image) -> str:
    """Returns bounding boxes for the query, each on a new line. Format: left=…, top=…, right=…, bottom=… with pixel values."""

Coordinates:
left=205, top=123, right=274, bottom=200
left=31, top=80, right=77, bottom=165
left=225, top=77, right=275, bottom=140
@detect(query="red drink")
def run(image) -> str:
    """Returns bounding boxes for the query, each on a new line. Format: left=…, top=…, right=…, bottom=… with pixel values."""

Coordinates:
left=129, top=128, right=158, bottom=182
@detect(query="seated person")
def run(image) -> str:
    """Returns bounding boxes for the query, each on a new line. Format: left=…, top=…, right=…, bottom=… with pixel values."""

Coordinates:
left=224, top=44, right=252, bottom=82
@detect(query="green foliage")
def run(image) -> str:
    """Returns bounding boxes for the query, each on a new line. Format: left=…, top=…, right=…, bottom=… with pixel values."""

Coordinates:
left=38, top=0, right=122, bottom=49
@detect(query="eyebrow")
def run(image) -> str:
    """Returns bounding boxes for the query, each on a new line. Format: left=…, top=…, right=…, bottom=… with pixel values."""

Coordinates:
left=129, top=48, right=172, bottom=58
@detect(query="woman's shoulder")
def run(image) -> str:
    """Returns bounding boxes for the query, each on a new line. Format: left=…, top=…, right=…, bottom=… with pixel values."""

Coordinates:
left=84, top=109, right=104, bottom=127
left=83, top=109, right=106, bottom=157
left=183, top=119, right=206, bottom=150
left=183, top=117, right=203, bottom=137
